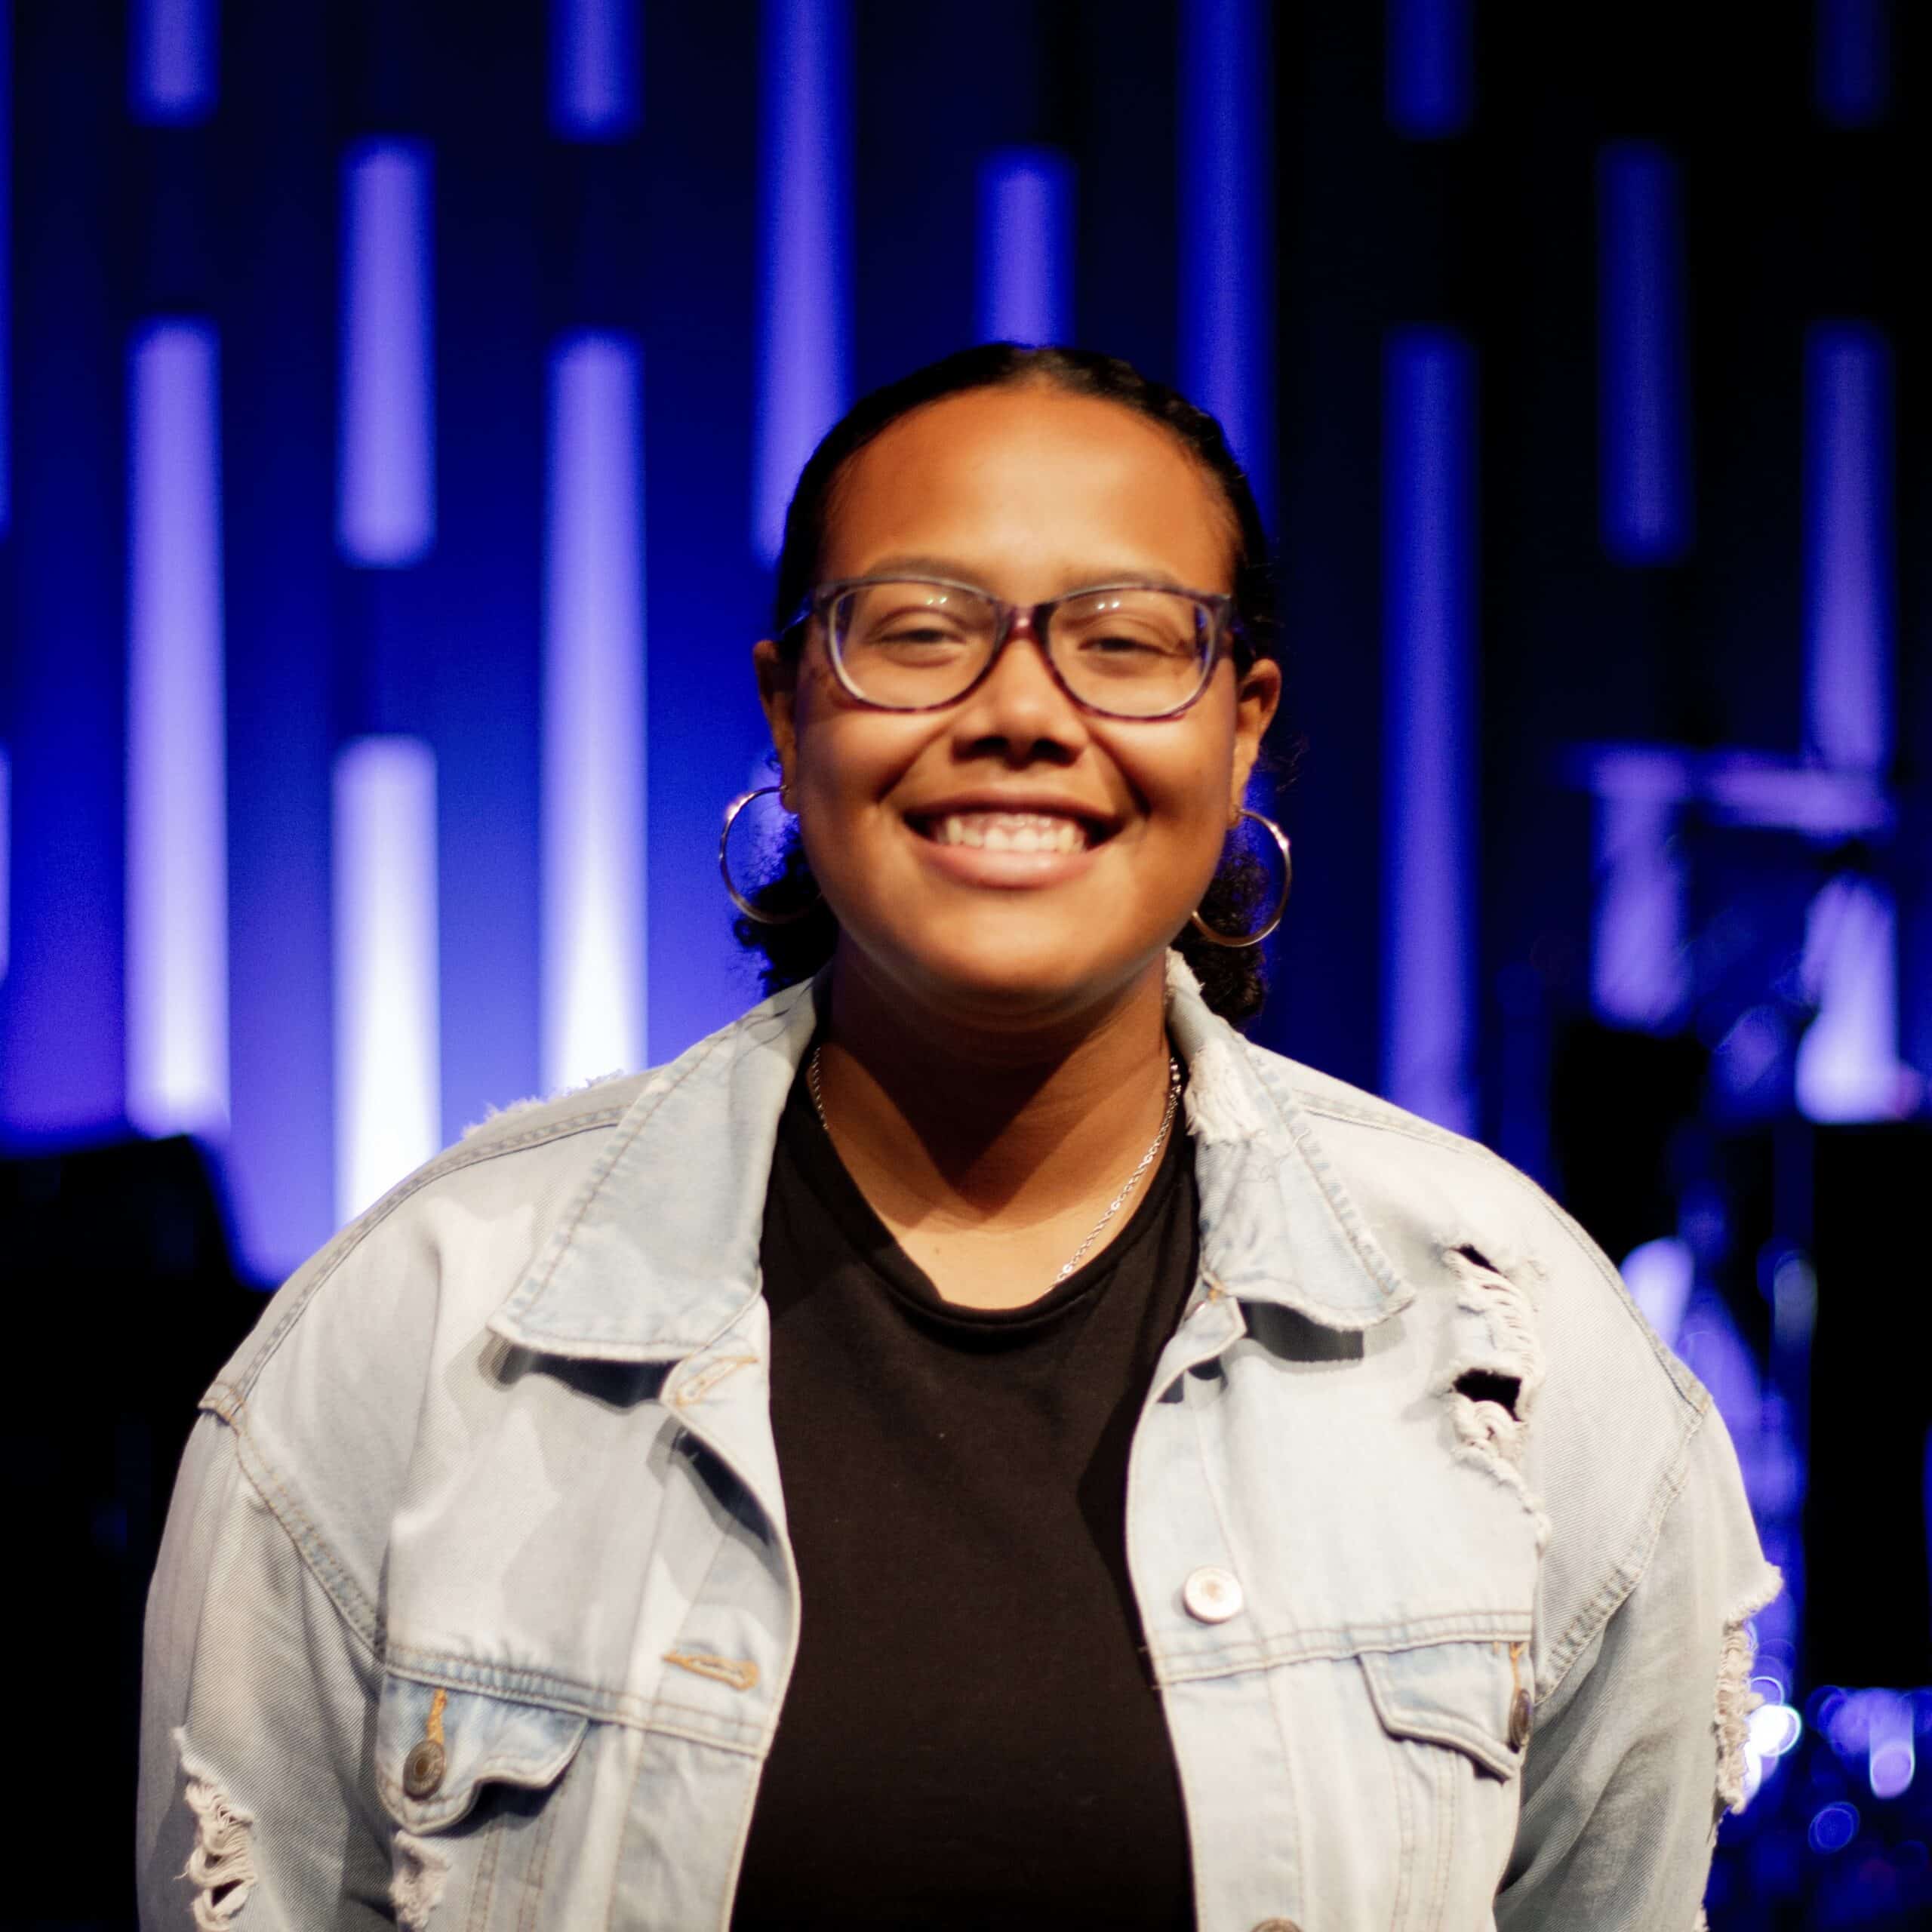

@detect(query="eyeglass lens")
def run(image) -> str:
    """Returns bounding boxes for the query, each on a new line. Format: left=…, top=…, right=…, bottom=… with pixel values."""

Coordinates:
left=829, top=580, right=1214, bottom=717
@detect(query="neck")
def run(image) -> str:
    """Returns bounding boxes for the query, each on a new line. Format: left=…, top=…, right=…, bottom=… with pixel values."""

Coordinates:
left=815, top=946, right=1177, bottom=1239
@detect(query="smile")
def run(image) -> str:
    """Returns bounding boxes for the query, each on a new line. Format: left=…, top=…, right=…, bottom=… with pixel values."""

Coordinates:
left=921, top=812, right=1094, bottom=854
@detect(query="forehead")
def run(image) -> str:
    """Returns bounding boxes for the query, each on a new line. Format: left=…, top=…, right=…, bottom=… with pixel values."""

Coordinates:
left=820, top=384, right=1236, bottom=593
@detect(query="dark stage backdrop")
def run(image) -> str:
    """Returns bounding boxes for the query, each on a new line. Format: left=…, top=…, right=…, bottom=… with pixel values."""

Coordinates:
left=2, top=2, right=1929, bottom=1926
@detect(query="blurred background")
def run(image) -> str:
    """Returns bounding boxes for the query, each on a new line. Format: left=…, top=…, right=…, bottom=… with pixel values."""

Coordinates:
left=2, top=0, right=1928, bottom=1924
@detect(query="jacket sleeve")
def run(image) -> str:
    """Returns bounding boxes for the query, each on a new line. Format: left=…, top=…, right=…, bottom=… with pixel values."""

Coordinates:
left=138, top=1407, right=395, bottom=1930
left=1494, top=1401, right=1780, bottom=1929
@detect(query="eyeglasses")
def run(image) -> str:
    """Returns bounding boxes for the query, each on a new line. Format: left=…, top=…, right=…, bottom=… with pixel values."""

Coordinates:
left=786, top=575, right=1242, bottom=721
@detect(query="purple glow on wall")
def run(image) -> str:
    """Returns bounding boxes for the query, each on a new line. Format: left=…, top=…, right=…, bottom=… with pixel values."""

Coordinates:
left=753, top=0, right=850, bottom=566
left=1795, top=874, right=1916, bottom=1123
left=1382, top=329, right=1477, bottom=1137
left=125, top=321, right=229, bottom=1138
left=1804, top=324, right=1893, bottom=774
left=1816, top=0, right=1890, bottom=125
left=1593, top=786, right=1688, bottom=1031
left=338, top=141, right=436, bottom=568
left=976, top=147, right=1073, bottom=348
left=1179, top=0, right=1274, bottom=521
left=130, top=0, right=217, bottom=125
left=1387, top=0, right=1472, bottom=138
left=550, top=0, right=641, bottom=140
left=333, top=737, right=441, bottom=1224
left=543, top=334, right=647, bottom=1092
left=1598, top=142, right=1691, bottom=564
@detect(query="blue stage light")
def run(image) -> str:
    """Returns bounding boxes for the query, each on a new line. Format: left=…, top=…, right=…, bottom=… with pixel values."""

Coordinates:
left=753, top=0, right=851, bottom=567
left=543, top=335, right=648, bottom=1093
left=976, top=147, right=1072, bottom=349
left=1381, top=329, right=1476, bottom=1137
left=1179, top=0, right=1274, bottom=522
left=1816, top=0, right=1890, bottom=126
left=338, top=141, right=436, bottom=568
left=1804, top=324, right=1894, bottom=774
left=0, top=747, right=9, bottom=984
left=1386, top=0, right=1472, bottom=140
left=1809, top=1799, right=1860, bottom=1853
left=551, top=0, right=641, bottom=140
left=0, top=0, right=11, bottom=534
left=332, top=737, right=441, bottom=1225
left=1598, top=143, right=1691, bottom=564
left=125, top=321, right=229, bottom=1140
left=129, top=0, right=216, bottom=125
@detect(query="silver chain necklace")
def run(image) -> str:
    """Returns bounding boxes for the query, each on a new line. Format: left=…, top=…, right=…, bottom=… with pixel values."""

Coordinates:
left=806, top=1048, right=1185, bottom=1287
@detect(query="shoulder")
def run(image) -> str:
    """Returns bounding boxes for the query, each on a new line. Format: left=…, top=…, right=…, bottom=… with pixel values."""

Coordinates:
left=1233, top=1035, right=1736, bottom=1696
left=214, top=1069, right=651, bottom=1414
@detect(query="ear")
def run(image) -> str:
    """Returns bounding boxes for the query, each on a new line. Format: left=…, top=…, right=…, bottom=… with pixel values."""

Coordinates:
left=753, top=638, right=799, bottom=793
left=1227, top=657, right=1281, bottom=821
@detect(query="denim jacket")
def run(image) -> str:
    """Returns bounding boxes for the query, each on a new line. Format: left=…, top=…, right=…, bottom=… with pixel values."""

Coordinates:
left=139, top=955, right=1776, bottom=1930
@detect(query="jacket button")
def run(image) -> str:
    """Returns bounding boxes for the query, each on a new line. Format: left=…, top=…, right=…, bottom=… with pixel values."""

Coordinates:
left=1508, top=1687, right=1534, bottom=1752
left=1251, top=1920, right=1301, bottom=1930
left=1182, top=1565, right=1244, bottom=1623
left=402, top=1739, right=447, bottom=1800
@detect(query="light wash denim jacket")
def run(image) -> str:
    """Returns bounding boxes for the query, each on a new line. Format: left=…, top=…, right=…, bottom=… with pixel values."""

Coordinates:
left=140, top=956, right=1776, bottom=1930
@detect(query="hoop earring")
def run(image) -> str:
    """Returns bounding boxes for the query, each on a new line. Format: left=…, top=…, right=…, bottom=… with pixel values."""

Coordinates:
left=1189, top=808, right=1292, bottom=949
left=720, top=786, right=818, bottom=924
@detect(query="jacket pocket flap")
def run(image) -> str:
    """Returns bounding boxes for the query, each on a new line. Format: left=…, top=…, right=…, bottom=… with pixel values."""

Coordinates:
left=1358, top=1641, right=1527, bottom=1782
left=377, top=1673, right=590, bottom=1833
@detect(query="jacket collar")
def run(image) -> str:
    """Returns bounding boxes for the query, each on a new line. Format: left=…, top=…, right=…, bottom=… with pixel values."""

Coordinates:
left=488, top=954, right=1411, bottom=1364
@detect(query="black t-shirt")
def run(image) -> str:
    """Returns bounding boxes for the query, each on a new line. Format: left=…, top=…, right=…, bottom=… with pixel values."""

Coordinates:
left=731, top=1060, right=1199, bottom=1930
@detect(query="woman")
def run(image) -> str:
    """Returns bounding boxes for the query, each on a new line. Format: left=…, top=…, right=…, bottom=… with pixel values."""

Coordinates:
left=140, top=346, right=1774, bottom=1930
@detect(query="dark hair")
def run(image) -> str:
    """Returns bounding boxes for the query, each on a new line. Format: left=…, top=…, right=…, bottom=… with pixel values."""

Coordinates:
left=737, top=343, right=1283, bottom=1023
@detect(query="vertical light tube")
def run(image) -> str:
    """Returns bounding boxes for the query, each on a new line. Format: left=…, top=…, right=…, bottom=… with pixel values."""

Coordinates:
left=1382, top=329, right=1477, bottom=1137
left=543, top=334, right=647, bottom=1092
left=0, top=0, right=11, bottom=534
left=753, top=0, right=851, bottom=566
left=338, top=140, right=435, bottom=567
left=0, top=747, right=9, bottom=982
left=1178, top=0, right=1274, bottom=520
left=976, top=147, right=1073, bottom=347
left=333, top=737, right=440, bottom=1224
left=130, top=0, right=217, bottom=125
left=1387, top=0, right=1473, bottom=138
left=1598, top=143, right=1691, bottom=564
left=1804, top=324, right=1893, bottom=773
left=1816, top=0, right=1890, bottom=125
left=1592, top=774, right=1689, bottom=1030
left=550, top=0, right=641, bottom=140
left=126, top=321, right=229, bottom=1138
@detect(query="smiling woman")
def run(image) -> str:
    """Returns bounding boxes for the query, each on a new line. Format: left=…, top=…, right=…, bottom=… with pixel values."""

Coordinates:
left=736, top=346, right=1283, bottom=1027
left=140, top=346, right=1775, bottom=1932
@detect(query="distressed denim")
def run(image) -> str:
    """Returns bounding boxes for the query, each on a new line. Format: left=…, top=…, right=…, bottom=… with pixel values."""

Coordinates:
left=139, top=955, right=1776, bottom=1930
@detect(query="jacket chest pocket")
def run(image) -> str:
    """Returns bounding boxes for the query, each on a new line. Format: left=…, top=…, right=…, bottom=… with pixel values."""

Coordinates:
left=1355, top=1640, right=1529, bottom=1932
left=376, top=1673, right=592, bottom=1930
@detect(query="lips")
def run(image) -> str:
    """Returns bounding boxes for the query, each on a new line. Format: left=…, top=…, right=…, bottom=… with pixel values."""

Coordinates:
left=922, top=811, right=1090, bottom=854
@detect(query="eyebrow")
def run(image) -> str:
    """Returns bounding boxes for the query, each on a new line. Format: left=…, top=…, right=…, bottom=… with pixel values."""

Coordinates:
left=854, top=554, right=1194, bottom=595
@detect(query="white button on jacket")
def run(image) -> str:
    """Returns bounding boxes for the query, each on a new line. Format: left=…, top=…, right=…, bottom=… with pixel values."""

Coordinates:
left=1183, top=1566, right=1245, bottom=1625
left=138, top=953, right=1777, bottom=1930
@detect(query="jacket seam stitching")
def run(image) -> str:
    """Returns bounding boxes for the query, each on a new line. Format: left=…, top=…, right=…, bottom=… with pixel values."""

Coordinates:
left=1537, top=1398, right=1709, bottom=1703
left=220, top=1106, right=632, bottom=1403
left=222, top=1401, right=384, bottom=1663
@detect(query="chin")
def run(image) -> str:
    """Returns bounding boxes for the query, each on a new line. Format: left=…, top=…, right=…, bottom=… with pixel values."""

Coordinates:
left=858, top=918, right=1166, bottom=1023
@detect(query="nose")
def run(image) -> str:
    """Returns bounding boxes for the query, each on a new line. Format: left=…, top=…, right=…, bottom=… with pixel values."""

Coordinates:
left=948, top=613, right=1091, bottom=766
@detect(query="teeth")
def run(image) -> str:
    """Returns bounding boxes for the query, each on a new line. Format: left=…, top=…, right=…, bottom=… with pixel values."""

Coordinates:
left=931, top=812, right=1088, bottom=854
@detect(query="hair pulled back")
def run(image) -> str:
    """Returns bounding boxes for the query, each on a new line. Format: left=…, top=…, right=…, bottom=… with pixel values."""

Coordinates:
left=737, top=343, right=1283, bottom=1023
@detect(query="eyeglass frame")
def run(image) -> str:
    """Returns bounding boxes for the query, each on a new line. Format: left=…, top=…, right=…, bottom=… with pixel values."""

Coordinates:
left=779, top=574, right=1250, bottom=722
